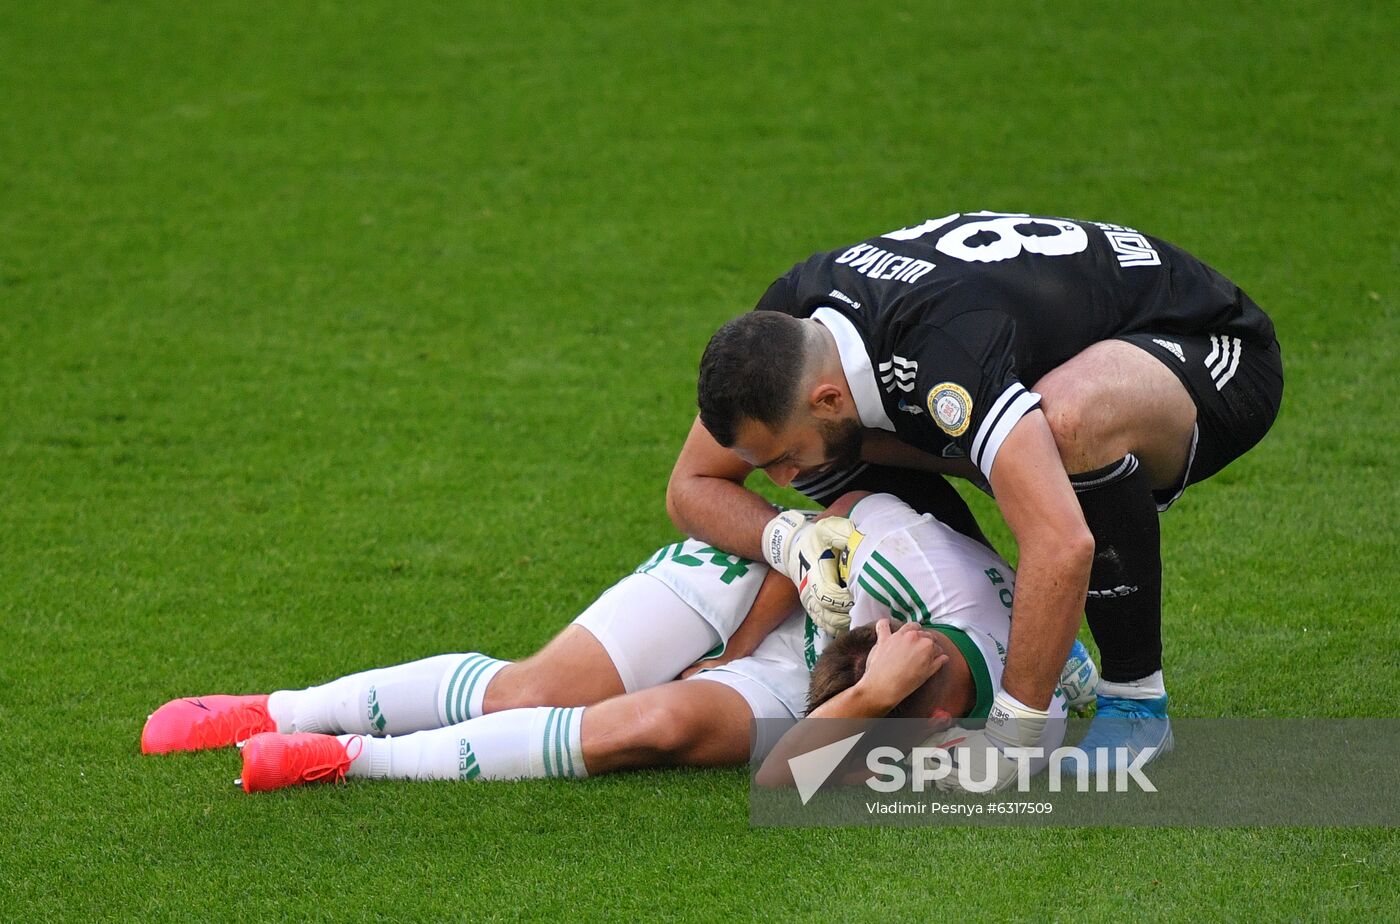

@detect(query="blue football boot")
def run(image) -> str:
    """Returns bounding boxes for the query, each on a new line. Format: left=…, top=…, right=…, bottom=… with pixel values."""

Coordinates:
left=1061, top=693, right=1174, bottom=775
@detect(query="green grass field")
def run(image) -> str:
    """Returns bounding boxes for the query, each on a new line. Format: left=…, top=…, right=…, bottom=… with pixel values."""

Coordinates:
left=3, top=1, right=1397, bottom=919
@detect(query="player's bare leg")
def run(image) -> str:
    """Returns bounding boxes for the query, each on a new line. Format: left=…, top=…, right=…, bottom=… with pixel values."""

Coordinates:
left=144, top=634, right=621, bottom=755
left=481, top=627, right=624, bottom=711
left=579, top=679, right=754, bottom=772
left=1034, top=340, right=1196, bottom=486
left=151, top=614, right=704, bottom=752
left=1032, top=338, right=1193, bottom=767
left=147, top=554, right=745, bottom=752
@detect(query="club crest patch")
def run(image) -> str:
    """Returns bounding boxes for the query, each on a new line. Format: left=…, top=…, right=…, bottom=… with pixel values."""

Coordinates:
left=927, top=383, right=972, bottom=437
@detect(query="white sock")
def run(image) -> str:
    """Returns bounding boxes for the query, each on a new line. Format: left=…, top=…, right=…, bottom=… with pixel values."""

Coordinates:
left=267, top=653, right=510, bottom=735
left=437, top=653, right=511, bottom=723
left=1099, top=670, right=1167, bottom=699
left=341, top=706, right=588, bottom=781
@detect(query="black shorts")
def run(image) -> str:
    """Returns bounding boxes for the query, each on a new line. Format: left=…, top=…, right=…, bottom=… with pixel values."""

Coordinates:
left=1116, top=331, right=1284, bottom=509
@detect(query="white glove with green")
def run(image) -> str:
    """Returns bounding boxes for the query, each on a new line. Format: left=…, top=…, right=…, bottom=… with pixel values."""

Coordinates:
left=761, top=509, right=855, bottom=633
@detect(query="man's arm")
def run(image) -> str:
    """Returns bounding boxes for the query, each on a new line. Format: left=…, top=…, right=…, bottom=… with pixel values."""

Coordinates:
left=987, top=409, right=1094, bottom=710
left=755, top=620, right=948, bottom=787
left=678, top=568, right=798, bottom=677
left=666, top=415, right=774, bottom=561
left=859, top=429, right=983, bottom=482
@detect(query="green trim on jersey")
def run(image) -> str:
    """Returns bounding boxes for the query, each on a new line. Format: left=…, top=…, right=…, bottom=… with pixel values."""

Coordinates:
left=859, top=550, right=932, bottom=623
left=859, top=565, right=919, bottom=623
left=855, top=575, right=896, bottom=613
left=853, top=551, right=994, bottom=719
left=928, top=624, right=993, bottom=720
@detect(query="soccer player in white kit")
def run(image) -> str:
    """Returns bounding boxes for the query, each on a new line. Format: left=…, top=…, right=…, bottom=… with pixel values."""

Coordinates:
left=141, top=493, right=1093, bottom=791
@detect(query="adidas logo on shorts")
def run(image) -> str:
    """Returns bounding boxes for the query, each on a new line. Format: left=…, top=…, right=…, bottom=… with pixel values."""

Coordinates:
left=1205, top=335, right=1243, bottom=391
left=1152, top=338, right=1185, bottom=363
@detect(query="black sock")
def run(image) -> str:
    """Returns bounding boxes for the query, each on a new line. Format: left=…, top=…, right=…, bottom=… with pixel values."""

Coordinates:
left=1070, top=455, right=1163, bottom=683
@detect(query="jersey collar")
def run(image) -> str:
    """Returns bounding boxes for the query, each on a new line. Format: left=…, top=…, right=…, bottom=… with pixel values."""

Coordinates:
left=812, top=306, right=895, bottom=432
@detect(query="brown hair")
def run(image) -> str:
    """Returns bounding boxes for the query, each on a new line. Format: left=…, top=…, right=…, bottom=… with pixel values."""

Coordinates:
left=807, top=625, right=928, bottom=719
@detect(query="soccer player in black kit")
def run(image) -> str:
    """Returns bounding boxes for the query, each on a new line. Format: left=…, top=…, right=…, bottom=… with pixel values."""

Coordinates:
left=668, top=211, right=1283, bottom=790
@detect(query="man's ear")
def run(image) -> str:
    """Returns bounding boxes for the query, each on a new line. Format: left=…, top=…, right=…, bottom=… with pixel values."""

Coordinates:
left=808, top=382, right=845, bottom=417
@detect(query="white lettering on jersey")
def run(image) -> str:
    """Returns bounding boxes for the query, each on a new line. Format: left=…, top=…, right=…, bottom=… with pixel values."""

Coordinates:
left=1091, top=221, right=1161, bottom=267
left=882, top=213, right=961, bottom=241
left=827, top=288, right=862, bottom=310
left=877, top=355, right=919, bottom=393
left=835, top=243, right=936, bottom=283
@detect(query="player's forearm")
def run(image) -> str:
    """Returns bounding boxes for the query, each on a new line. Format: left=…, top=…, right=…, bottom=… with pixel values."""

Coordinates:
left=754, top=684, right=894, bottom=787
left=717, top=568, right=799, bottom=663
left=665, top=474, right=774, bottom=562
left=987, top=411, right=1095, bottom=710
left=999, top=541, right=1092, bottom=709
left=859, top=429, right=981, bottom=480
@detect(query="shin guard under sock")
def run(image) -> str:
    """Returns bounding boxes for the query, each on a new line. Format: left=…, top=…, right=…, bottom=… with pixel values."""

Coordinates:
left=1070, top=455, right=1164, bottom=685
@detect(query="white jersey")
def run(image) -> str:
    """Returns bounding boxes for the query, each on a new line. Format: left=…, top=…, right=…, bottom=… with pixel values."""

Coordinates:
left=812, top=493, right=1067, bottom=720
left=690, top=494, right=1071, bottom=760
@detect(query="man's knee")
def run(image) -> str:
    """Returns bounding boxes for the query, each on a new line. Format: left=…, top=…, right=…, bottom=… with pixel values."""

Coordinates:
left=1037, top=378, right=1120, bottom=472
left=1034, top=341, right=1195, bottom=477
left=626, top=698, right=709, bottom=758
left=481, top=664, right=551, bottom=710
left=483, top=627, right=626, bottom=712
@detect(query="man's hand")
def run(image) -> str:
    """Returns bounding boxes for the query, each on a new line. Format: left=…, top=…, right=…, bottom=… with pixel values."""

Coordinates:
left=858, top=619, right=949, bottom=709
left=677, top=658, right=722, bottom=680
left=932, top=690, right=1049, bottom=794
left=761, top=510, right=855, bottom=632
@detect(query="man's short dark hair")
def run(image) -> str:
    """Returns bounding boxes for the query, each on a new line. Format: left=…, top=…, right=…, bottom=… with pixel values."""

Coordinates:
left=696, top=311, right=809, bottom=447
left=807, top=625, right=927, bottom=719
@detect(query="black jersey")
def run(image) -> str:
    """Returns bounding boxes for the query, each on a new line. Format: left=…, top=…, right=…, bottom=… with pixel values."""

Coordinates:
left=754, top=211, right=1275, bottom=479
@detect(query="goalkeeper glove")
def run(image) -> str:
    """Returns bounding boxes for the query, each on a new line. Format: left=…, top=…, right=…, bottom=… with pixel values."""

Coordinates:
left=933, top=690, right=1048, bottom=794
left=762, top=510, right=854, bottom=633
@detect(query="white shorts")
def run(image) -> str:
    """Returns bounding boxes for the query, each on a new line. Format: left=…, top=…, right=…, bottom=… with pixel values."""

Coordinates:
left=572, top=539, right=769, bottom=693
left=686, top=611, right=811, bottom=761
left=572, top=574, right=724, bottom=693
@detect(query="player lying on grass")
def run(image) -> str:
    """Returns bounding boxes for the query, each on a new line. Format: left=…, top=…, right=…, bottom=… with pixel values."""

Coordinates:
left=757, top=620, right=1064, bottom=791
left=142, top=492, right=1096, bottom=792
